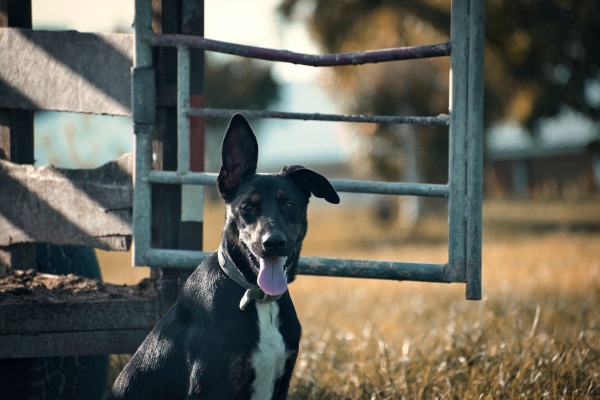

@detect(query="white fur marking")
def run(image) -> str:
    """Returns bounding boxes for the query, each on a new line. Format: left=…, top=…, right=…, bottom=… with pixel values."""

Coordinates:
left=250, top=302, right=288, bottom=400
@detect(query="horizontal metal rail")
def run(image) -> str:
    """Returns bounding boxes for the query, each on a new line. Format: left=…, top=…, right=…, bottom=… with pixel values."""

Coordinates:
left=139, top=249, right=451, bottom=283
left=146, top=33, right=451, bottom=66
left=147, top=171, right=449, bottom=198
left=187, top=108, right=450, bottom=126
left=300, top=257, right=449, bottom=282
left=331, top=179, right=448, bottom=197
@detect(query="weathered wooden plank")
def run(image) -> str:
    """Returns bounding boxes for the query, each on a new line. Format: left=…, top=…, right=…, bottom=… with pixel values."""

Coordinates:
left=0, top=297, right=159, bottom=335
left=0, top=29, right=132, bottom=116
left=0, top=329, right=151, bottom=358
left=0, top=154, right=133, bottom=250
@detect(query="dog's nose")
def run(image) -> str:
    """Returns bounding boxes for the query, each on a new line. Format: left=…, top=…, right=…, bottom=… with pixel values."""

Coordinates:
left=262, top=232, right=287, bottom=251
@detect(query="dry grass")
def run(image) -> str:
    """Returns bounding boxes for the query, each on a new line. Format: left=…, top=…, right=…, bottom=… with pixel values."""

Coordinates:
left=99, top=198, right=600, bottom=399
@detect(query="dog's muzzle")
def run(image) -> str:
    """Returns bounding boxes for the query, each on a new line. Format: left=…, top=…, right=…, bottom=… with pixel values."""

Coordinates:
left=218, top=245, right=284, bottom=310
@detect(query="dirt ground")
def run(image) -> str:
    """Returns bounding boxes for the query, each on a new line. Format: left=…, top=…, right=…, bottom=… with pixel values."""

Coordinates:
left=0, top=268, right=156, bottom=305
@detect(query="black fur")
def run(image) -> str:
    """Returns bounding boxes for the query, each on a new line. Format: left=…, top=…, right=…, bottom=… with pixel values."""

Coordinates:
left=108, top=114, right=339, bottom=399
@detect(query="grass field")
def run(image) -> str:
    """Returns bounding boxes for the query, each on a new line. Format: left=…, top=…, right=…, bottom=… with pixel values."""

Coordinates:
left=98, top=198, right=600, bottom=399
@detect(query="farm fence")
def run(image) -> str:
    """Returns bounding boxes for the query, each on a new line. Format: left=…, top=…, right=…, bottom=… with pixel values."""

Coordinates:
left=131, top=0, right=485, bottom=300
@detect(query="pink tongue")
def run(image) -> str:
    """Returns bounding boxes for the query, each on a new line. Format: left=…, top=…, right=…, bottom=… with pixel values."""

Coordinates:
left=257, top=257, right=288, bottom=296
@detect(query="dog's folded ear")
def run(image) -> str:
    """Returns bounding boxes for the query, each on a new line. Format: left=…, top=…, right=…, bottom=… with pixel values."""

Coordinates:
left=280, top=165, right=340, bottom=204
left=217, top=114, right=259, bottom=201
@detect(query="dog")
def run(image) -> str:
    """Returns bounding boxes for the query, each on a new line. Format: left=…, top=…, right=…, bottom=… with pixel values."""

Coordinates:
left=108, top=114, right=340, bottom=399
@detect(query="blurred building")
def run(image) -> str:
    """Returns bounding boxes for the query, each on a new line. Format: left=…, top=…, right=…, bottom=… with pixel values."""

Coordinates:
left=486, top=110, right=600, bottom=198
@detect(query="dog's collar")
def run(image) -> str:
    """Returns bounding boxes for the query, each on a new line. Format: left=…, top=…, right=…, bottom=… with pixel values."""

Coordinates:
left=217, top=244, right=282, bottom=310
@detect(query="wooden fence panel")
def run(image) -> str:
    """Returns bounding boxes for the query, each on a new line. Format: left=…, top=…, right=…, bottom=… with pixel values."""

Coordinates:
left=0, top=29, right=132, bottom=116
left=0, top=154, right=133, bottom=250
left=0, top=298, right=159, bottom=357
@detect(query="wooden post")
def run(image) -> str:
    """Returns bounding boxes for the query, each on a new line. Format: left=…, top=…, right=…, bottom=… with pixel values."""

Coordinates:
left=180, top=0, right=205, bottom=252
left=0, top=0, right=35, bottom=277
left=150, top=0, right=205, bottom=312
left=150, top=0, right=182, bottom=312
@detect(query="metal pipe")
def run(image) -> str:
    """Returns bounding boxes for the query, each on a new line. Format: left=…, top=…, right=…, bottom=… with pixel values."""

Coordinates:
left=177, top=47, right=191, bottom=174
left=140, top=248, right=452, bottom=283
left=132, top=0, right=155, bottom=267
left=147, top=171, right=449, bottom=198
left=447, top=0, right=469, bottom=283
left=148, top=34, right=451, bottom=66
left=187, top=108, right=449, bottom=126
left=299, top=257, right=450, bottom=283
left=465, top=0, right=485, bottom=301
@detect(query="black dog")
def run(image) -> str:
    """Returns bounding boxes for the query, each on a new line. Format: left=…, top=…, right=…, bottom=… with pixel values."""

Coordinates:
left=109, top=114, right=339, bottom=399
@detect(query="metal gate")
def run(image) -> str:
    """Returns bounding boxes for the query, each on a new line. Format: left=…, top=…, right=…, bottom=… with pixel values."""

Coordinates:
left=131, top=0, right=485, bottom=300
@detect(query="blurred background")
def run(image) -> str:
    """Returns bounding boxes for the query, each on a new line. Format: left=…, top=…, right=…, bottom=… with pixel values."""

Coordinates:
left=29, top=0, right=600, bottom=281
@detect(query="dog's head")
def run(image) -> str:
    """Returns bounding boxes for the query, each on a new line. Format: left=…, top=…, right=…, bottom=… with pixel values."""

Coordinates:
left=217, top=114, right=339, bottom=296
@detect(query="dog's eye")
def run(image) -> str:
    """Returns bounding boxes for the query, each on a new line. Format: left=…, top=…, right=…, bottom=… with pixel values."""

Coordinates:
left=241, top=204, right=255, bottom=213
left=284, top=202, right=295, bottom=210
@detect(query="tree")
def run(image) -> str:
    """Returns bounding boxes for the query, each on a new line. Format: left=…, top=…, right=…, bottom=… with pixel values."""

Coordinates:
left=280, top=0, right=600, bottom=127
left=278, top=0, right=600, bottom=219
left=205, top=58, right=279, bottom=115
left=278, top=0, right=451, bottom=222
left=203, top=57, right=279, bottom=172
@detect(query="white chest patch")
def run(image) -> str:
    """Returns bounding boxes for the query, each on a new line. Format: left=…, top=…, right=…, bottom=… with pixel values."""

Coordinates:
left=250, top=302, right=288, bottom=400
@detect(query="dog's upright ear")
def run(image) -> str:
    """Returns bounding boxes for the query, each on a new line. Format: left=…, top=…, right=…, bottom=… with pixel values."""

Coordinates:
left=217, top=114, right=259, bottom=201
left=280, top=165, right=340, bottom=204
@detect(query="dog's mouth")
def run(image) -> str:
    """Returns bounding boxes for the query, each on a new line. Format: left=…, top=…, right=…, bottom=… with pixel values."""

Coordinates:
left=242, top=244, right=292, bottom=296
left=257, top=256, right=288, bottom=296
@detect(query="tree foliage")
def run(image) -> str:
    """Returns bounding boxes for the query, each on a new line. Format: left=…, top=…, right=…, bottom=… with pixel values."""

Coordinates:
left=205, top=58, right=279, bottom=114
left=279, top=0, right=600, bottom=126
left=279, top=0, right=453, bottom=191
left=203, top=57, right=279, bottom=172
left=278, top=0, right=600, bottom=216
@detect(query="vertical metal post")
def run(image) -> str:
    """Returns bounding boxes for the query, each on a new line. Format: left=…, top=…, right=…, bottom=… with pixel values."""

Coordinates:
left=448, top=0, right=484, bottom=299
left=132, top=0, right=156, bottom=266
left=465, top=0, right=485, bottom=300
left=448, top=0, right=469, bottom=283
left=177, top=45, right=205, bottom=254
left=177, top=47, right=191, bottom=174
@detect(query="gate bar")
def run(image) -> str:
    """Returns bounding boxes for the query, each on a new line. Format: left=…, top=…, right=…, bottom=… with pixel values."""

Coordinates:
left=187, top=108, right=449, bottom=126
left=448, top=0, right=484, bottom=300
left=177, top=46, right=191, bottom=174
left=448, top=0, right=468, bottom=284
left=465, top=0, right=485, bottom=300
left=138, top=249, right=449, bottom=283
left=132, top=0, right=155, bottom=267
left=148, top=33, right=451, bottom=66
left=147, top=171, right=449, bottom=198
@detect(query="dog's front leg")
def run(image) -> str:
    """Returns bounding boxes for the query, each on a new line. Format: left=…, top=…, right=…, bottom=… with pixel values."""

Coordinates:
left=270, top=354, right=298, bottom=400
